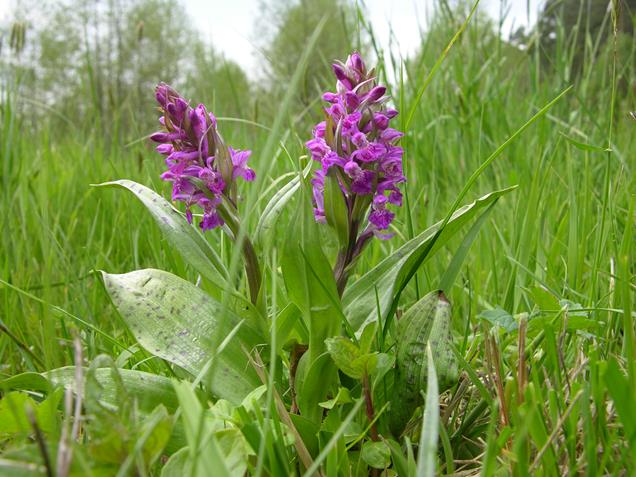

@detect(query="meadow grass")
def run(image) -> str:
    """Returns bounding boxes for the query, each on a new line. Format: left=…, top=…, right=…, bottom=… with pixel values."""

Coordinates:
left=1, top=3, right=635, bottom=475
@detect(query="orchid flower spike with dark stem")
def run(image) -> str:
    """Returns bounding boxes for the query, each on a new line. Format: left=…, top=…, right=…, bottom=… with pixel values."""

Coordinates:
left=151, top=83, right=261, bottom=304
left=306, top=52, right=405, bottom=295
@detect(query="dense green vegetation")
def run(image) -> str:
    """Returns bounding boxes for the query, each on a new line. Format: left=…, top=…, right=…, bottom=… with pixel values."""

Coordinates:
left=1, top=0, right=635, bottom=475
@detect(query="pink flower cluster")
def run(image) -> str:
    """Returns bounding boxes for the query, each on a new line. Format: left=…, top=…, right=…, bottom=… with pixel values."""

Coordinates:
left=306, top=52, right=405, bottom=235
left=151, top=83, right=254, bottom=230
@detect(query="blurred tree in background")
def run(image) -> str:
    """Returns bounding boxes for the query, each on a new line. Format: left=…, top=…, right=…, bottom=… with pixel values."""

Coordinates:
left=0, top=0, right=249, bottom=144
left=255, top=0, right=367, bottom=123
left=533, top=0, right=635, bottom=79
left=1, top=0, right=633, bottom=144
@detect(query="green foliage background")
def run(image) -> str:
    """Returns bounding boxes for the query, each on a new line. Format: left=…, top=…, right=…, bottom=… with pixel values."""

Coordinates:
left=0, top=0, right=635, bottom=475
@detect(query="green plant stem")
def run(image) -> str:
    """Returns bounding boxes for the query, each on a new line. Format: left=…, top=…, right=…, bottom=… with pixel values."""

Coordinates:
left=333, top=250, right=355, bottom=298
left=219, top=201, right=262, bottom=305
left=362, top=372, right=379, bottom=441
left=289, top=343, right=308, bottom=415
left=334, top=217, right=359, bottom=296
left=241, top=237, right=262, bottom=305
left=334, top=219, right=372, bottom=297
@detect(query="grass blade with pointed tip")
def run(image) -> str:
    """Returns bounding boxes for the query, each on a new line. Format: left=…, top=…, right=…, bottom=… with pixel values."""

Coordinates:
left=416, top=345, right=439, bottom=477
left=404, top=0, right=481, bottom=131
left=438, top=201, right=497, bottom=292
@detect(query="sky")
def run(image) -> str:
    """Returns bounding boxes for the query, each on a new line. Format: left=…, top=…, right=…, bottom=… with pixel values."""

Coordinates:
left=0, top=0, right=543, bottom=73
left=183, top=0, right=542, bottom=73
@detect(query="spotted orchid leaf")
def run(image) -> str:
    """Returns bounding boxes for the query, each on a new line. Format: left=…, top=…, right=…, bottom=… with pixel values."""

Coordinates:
left=101, top=268, right=261, bottom=404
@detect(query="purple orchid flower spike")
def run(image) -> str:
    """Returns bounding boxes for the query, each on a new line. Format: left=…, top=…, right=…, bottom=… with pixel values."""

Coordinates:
left=305, top=52, right=405, bottom=294
left=151, top=83, right=255, bottom=231
left=151, top=83, right=261, bottom=304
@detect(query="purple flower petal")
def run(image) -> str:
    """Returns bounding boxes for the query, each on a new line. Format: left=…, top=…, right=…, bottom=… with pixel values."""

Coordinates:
left=322, top=92, right=338, bottom=103
left=306, top=138, right=330, bottom=161
left=332, top=64, right=348, bottom=82
left=200, top=210, right=224, bottom=230
left=369, top=207, right=394, bottom=230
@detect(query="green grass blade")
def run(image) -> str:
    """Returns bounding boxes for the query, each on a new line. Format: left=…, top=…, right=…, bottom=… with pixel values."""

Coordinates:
left=416, top=345, right=439, bottom=477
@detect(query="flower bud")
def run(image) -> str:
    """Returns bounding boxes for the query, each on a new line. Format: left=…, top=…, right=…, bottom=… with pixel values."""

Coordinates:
left=366, top=85, right=386, bottom=103
left=332, top=63, right=348, bottom=82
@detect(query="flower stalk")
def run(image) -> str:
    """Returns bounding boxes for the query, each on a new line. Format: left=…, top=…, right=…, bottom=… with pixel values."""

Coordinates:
left=362, top=371, right=379, bottom=441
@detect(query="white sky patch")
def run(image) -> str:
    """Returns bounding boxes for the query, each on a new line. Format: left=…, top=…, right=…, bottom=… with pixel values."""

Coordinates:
left=0, top=0, right=12, bottom=22
left=184, top=0, right=542, bottom=74
left=185, top=0, right=260, bottom=72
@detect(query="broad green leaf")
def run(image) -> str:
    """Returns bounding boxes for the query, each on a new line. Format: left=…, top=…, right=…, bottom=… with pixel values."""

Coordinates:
left=0, top=389, right=62, bottom=435
left=44, top=366, right=182, bottom=413
left=325, top=336, right=377, bottom=379
left=94, top=180, right=228, bottom=286
left=288, top=413, right=320, bottom=456
left=282, top=195, right=342, bottom=360
left=370, top=353, right=395, bottom=389
left=324, top=173, right=349, bottom=246
left=296, top=352, right=337, bottom=422
left=528, top=286, right=561, bottom=311
left=36, top=366, right=187, bottom=455
left=416, top=345, right=439, bottom=477
left=240, top=385, right=267, bottom=415
left=213, top=429, right=250, bottom=477
left=359, top=322, right=378, bottom=354
left=282, top=191, right=341, bottom=420
left=361, top=441, right=391, bottom=469
left=274, top=303, right=308, bottom=353
left=343, top=187, right=516, bottom=332
left=325, top=336, right=363, bottom=379
left=161, top=429, right=247, bottom=477
left=390, top=291, right=456, bottom=435
left=101, top=269, right=260, bottom=404
left=0, top=372, right=51, bottom=393
left=161, top=447, right=189, bottom=477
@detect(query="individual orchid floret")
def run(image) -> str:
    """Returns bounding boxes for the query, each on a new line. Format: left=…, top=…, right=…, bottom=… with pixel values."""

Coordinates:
left=151, top=83, right=255, bottom=231
left=305, top=52, right=405, bottom=294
